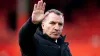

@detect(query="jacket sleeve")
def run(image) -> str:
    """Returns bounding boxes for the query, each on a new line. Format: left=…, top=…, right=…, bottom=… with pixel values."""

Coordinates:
left=19, top=17, right=38, bottom=55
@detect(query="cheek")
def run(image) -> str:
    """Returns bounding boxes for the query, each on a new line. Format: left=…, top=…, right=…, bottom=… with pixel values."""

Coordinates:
left=44, top=24, right=51, bottom=31
left=46, top=26, right=52, bottom=31
left=43, top=23, right=55, bottom=33
left=60, top=27, right=63, bottom=32
left=46, top=26, right=54, bottom=34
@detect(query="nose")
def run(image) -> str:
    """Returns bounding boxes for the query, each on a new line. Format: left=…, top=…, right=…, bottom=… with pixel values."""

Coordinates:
left=54, top=24, right=60, bottom=31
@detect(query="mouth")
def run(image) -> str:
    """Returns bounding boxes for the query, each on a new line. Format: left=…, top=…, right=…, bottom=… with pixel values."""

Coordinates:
left=52, top=32, right=60, bottom=35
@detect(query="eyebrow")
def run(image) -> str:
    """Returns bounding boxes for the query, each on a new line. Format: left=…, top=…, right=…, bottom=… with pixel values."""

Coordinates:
left=50, top=21, right=63, bottom=25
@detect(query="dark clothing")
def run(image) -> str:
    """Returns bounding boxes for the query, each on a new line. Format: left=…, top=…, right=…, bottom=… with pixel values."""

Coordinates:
left=19, top=18, right=72, bottom=56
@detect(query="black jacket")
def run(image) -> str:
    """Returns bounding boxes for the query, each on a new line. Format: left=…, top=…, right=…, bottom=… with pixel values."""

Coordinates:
left=19, top=18, right=72, bottom=56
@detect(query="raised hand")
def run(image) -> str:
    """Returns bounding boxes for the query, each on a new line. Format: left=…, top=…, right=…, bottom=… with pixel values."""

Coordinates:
left=32, top=0, right=46, bottom=24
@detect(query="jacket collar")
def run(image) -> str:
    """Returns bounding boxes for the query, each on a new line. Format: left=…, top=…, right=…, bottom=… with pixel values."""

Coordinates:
left=35, top=27, right=66, bottom=45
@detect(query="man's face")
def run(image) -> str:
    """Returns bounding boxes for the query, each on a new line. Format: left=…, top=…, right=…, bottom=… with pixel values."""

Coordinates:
left=42, top=12, right=64, bottom=40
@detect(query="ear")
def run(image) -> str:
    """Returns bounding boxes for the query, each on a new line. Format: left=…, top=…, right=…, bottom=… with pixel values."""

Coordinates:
left=41, top=22, right=45, bottom=30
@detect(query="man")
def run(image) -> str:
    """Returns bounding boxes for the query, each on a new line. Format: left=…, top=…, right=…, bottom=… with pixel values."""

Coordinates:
left=19, top=0, right=72, bottom=56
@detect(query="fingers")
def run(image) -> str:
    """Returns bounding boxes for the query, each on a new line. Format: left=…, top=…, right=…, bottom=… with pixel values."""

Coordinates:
left=34, top=0, right=46, bottom=10
left=42, top=2, right=46, bottom=11
left=34, top=4, right=37, bottom=11
left=37, top=1, right=41, bottom=9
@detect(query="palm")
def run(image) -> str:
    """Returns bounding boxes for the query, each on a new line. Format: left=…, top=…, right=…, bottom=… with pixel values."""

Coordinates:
left=32, top=0, right=46, bottom=24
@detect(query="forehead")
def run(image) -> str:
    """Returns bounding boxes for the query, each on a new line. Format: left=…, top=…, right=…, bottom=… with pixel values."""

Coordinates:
left=45, top=12, right=64, bottom=23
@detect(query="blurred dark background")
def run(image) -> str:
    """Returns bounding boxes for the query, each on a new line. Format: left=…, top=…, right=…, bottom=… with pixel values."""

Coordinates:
left=0, top=0, right=100, bottom=56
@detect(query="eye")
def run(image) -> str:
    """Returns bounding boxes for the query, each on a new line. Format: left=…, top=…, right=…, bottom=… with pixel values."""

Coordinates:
left=50, top=21, right=56, bottom=25
left=59, top=23, right=63, bottom=26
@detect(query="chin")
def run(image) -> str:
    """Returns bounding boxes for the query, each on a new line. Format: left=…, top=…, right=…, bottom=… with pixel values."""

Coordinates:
left=51, top=35, right=60, bottom=39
